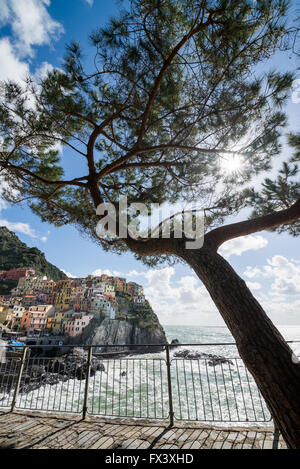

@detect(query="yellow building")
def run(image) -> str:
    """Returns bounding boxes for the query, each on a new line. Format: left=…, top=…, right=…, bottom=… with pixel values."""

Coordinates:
left=53, top=285, right=72, bottom=310
left=56, top=279, right=73, bottom=291
left=104, top=283, right=115, bottom=296
left=0, top=305, right=11, bottom=325
left=42, top=280, right=56, bottom=294
left=52, top=310, right=66, bottom=333
left=46, top=316, right=55, bottom=331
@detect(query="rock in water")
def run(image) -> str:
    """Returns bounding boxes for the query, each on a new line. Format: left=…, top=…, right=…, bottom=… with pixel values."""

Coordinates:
left=173, top=349, right=233, bottom=366
left=170, top=339, right=180, bottom=349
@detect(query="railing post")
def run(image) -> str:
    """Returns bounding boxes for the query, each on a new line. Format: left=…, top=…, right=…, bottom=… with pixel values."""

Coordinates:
left=165, top=343, right=174, bottom=426
left=82, top=346, right=92, bottom=419
left=11, top=346, right=28, bottom=412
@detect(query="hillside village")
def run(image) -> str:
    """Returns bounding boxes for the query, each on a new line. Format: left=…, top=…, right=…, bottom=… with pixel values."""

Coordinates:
left=0, top=266, right=149, bottom=338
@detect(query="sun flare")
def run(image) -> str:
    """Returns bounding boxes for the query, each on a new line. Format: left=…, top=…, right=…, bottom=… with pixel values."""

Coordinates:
left=220, top=154, right=244, bottom=175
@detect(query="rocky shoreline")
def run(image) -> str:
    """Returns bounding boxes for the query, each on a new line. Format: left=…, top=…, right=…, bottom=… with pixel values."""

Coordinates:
left=0, top=348, right=105, bottom=395
left=0, top=344, right=234, bottom=398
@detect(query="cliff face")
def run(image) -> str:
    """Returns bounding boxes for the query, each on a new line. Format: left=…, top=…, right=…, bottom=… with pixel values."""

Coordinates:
left=67, top=277, right=166, bottom=354
left=0, top=226, right=67, bottom=281
left=88, top=318, right=166, bottom=353
left=70, top=311, right=167, bottom=354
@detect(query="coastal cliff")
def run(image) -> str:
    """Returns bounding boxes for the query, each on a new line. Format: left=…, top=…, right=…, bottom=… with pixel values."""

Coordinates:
left=69, top=296, right=167, bottom=354
left=86, top=318, right=166, bottom=353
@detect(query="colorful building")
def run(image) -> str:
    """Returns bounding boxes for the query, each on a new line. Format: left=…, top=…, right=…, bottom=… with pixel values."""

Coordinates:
left=27, top=305, right=55, bottom=333
left=64, top=313, right=92, bottom=337
left=0, top=268, right=35, bottom=280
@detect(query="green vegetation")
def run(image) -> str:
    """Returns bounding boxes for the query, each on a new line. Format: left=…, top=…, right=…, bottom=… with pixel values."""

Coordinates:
left=115, top=293, right=159, bottom=330
left=0, top=226, right=67, bottom=281
left=0, top=278, right=18, bottom=295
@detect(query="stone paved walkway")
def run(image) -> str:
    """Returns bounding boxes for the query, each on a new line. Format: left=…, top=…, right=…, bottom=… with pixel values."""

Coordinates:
left=0, top=410, right=287, bottom=449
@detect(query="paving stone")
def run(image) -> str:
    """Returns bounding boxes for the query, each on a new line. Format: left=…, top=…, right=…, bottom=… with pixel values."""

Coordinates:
left=198, top=430, right=210, bottom=440
left=224, top=432, right=239, bottom=442
left=189, top=441, right=202, bottom=449
left=115, top=438, right=146, bottom=449
left=159, top=444, right=177, bottom=449
left=77, top=430, right=101, bottom=447
left=222, top=441, right=234, bottom=449
left=177, top=431, right=192, bottom=442
left=244, top=431, right=259, bottom=439
left=0, top=410, right=286, bottom=450
left=141, top=426, right=160, bottom=436
left=90, top=436, right=114, bottom=449
left=241, top=443, right=256, bottom=449
left=162, top=430, right=177, bottom=440
left=258, top=439, right=273, bottom=449
left=136, top=440, right=151, bottom=449
left=233, top=433, right=247, bottom=442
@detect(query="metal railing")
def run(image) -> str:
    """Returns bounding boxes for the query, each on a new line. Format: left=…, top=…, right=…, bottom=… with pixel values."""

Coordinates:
left=0, top=342, right=299, bottom=425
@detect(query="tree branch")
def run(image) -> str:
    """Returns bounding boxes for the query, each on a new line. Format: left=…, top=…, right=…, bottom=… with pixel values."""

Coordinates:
left=136, top=14, right=216, bottom=145
left=205, top=197, right=300, bottom=250
left=2, top=162, right=88, bottom=187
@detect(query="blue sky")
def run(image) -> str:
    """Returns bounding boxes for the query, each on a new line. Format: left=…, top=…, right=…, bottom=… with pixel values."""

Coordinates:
left=0, top=0, right=299, bottom=326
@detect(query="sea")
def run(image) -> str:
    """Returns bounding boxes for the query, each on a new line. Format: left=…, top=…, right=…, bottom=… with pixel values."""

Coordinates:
left=164, top=324, right=300, bottom=357
left=1, top=325, right=300, bottom=426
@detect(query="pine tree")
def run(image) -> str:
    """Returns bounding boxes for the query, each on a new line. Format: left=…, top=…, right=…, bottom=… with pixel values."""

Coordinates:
left=248, top=133, right=300, bottom=235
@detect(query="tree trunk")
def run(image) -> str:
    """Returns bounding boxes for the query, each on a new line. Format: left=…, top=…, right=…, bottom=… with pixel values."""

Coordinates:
left=178, top=245, right=300, bottom=449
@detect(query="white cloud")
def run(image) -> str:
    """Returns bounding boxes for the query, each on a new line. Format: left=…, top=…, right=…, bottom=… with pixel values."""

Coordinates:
left=0, top=0, right=64, bottom=57
left=90, top=252, right=300, bottom=325
left=258, top=295, right=300, bottom=326
left=219, top=234, right=268, bottom=258
left=246, top=281, right=262, bottom=291
left=0, top=0, right=63, bottom=86
left=34, top=61, right=54, bottom=81
left=245, top=255, right=300, bottom=296
left=0, top=37, right=29, bottom=82
left=91, top=268, right=115, bottom=277
left=61, top=269, right=77, bottom=278
left=243, top=266, right=262, bottom=279
left=0, top=219, right=37, bottom=238
left=0, top=177, right=48, bottom=242
left=243, top=255, right=300, bottom=323
left=98, top=266, right=224, bottom=326
left=0, top=219, right=49, bottom=243
left=0, top=2, right=64, bottom=238
left=84, top=0, right=94, bottom=6
left=135, top=262, right=300, bottom=326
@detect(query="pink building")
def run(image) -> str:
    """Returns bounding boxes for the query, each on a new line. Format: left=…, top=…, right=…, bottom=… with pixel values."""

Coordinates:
left=0, top=268, right=35, bottom=280
left=28, top=305, right=55, bottom=332
left=64, top=313, right=92, bottom=337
